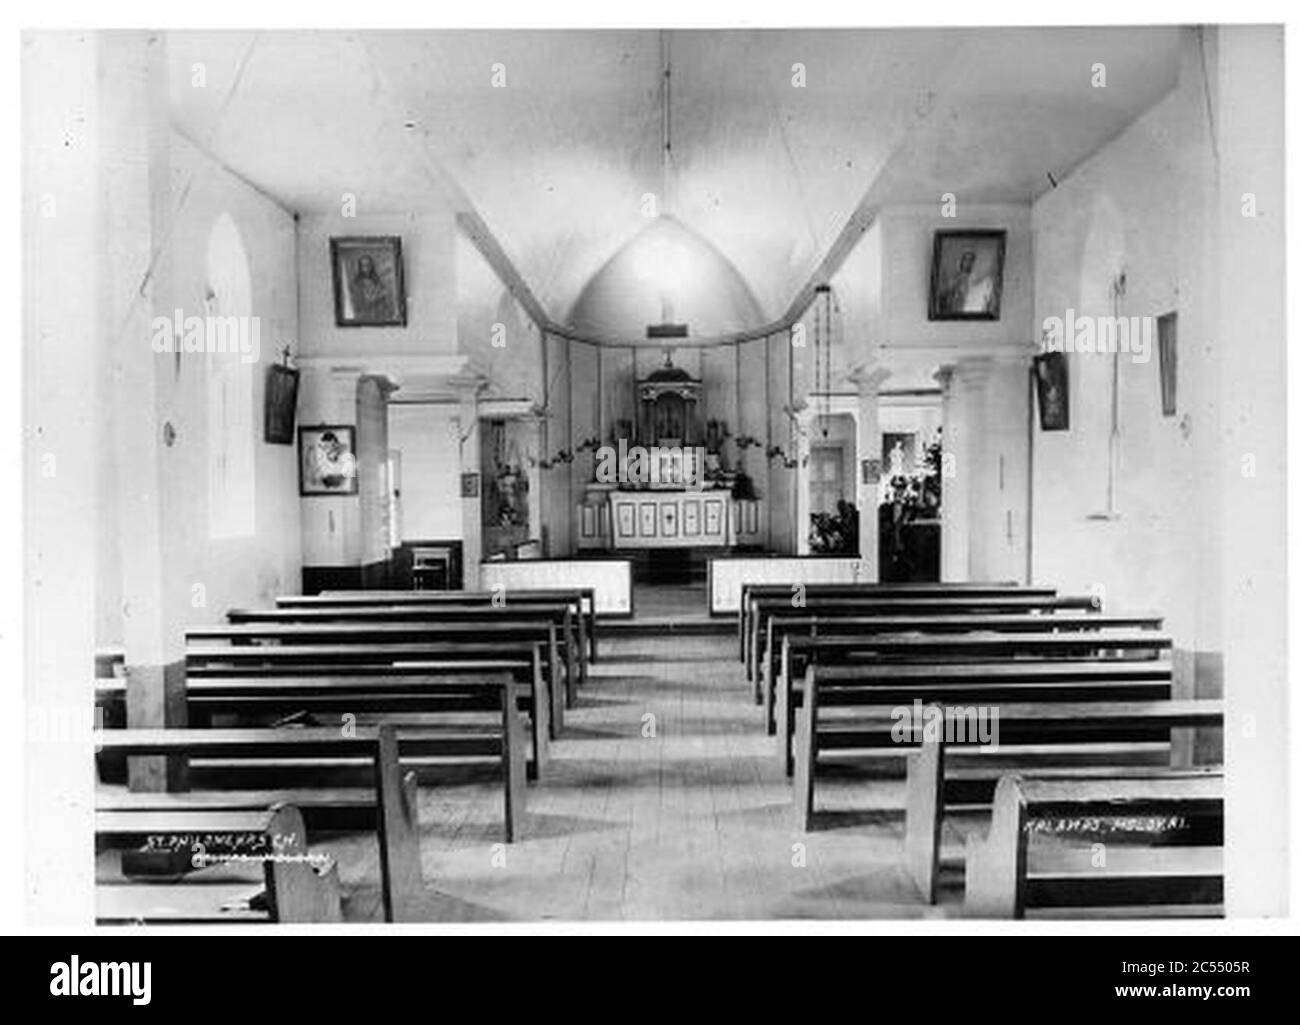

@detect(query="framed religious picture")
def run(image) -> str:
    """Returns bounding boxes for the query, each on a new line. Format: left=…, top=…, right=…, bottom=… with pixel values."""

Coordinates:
left=1157, top=311, right=1178, bottom=417
left=460, top=473, right=480, bottom=499
left=928, top=229, right=1007, bottom=321
left=298, top=425, right=359, bottom=495
left=1032, top=352, right=1070, bottom=431
left=263, top=363, right=299, bottom=444
left=330, top=236, right=407, bottom=327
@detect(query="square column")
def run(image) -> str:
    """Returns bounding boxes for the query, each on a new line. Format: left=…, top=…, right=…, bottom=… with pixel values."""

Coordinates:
left=848, top=362, right=891, bottom=573
left=450, top=372, right=488, bottom=589
left=936, top=358, right=993, bottom=582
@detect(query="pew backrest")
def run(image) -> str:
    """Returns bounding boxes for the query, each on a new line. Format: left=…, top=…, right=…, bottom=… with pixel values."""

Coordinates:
left=964, top=771, right=1225, bottom=917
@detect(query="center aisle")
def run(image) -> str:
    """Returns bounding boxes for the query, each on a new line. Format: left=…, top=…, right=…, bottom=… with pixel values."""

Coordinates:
left=387, top=620, right=943, bottom=921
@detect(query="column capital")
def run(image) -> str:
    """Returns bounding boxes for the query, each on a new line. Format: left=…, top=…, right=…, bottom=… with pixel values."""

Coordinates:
left=359, top=372, right=400, bottom=399
left=448, top=370, right=490, bottom=399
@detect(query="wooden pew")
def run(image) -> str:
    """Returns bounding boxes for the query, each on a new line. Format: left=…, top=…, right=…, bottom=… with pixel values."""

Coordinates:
left=964, top=771, right=1225, bottom=918
left=737, top=580, right=1030, bottom=658
left=777, top=631, right=1173, bottom=773
left=96, top=725, right=425, bottom=921
left=767, top=611, right=1162, bottom=737
left=904, top=702, right=1223, bottom=903
left=215, top=608, right=575, bottom=708
left=760, top=602, right=1121, bottom=704
left=747, top=590, right=1097, bottom=692
left=96, top=802, right=343, bottom=924
left=228, top=605, right=576, bottom=717
left=746, top=592, right=1097, bottom=694
left=186, top=666, right=541, bottom=775
left=189, top=627, right=558, bottom=756
left=283, top=587, right=596, bottom=671
left=178, top=657, right=528, bottom=843
left=795, top=692, right=1216, bottom=833
left=324, top=593, right=589, bottom=686
left=739, top=582, right=1044, bottom=669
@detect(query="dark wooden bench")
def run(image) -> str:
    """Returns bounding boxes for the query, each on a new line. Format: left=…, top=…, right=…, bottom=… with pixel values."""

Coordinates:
left=747, top=590, right=1097, bottom=692
left=207, top=610, right=573, bottom=711
left=738, top=581, right=1030, bottom=656
left=778, top=632, right=1173, bottom=773
left=767, top=611, right=1163, bottom=736
left=746, top=592, right=1099, bottom=693
left=239, top=599, right=589, bottom=687
left=95, top=802, right=343, bottom=924
left=189, top=627, right=558, bottom=757
left=95, top=724, right=424, bottom=921
left=796, top=692, right=1215, bottom=832
left=904, top=702, right=1223, bottom=902
left=186, top=666, right=543, bottom=773
left=964, top=771, right=1225, bottom=918
left=739, top=582, right=1043, bottom=668
left=283, top=586, right=596, bottom=669
left=178, top=654, right=529, bottom=843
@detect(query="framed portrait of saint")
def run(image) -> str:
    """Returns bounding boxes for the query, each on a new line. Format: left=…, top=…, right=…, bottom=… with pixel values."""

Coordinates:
left=299, top=425, right=359, bottom=495
left=330, top=236, right=407, bottom=327
left=264, top=363, right=300, bottom=445
left=928, top=229, right=1007, bottom=321
left=1157, top=311, right=1178, bottom=417
left=1032, top=352, right=1070, bottom=431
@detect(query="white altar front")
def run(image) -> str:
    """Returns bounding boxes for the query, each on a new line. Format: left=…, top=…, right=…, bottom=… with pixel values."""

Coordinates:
left=578, top=487, right=763, bottom=549
left=573, top=351, right=766, bottom=550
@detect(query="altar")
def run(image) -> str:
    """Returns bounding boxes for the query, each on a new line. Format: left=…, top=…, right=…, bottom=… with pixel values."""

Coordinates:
left=607, top=490, right=761, bottom=548
left=574, top=351, right=765, bottom=549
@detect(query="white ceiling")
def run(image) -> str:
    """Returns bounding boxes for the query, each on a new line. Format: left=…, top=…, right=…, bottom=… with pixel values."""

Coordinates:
left=167, top=27, right=1181, bottom=334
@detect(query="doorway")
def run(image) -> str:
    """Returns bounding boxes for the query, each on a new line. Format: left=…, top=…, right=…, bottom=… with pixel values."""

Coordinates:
left=878, top=397, right=943, bottom=582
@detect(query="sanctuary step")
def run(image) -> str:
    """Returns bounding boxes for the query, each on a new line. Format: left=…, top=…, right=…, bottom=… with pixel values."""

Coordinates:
left=630, top=548, right=708, bottom=585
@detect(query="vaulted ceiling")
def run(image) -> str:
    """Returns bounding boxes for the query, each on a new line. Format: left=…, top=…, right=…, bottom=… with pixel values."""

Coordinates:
left=167, top=27, right=1181, bottom=339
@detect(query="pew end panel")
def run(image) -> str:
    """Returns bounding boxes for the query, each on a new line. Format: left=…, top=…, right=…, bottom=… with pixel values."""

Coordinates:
left=374, top=727, right=426, bottom=922
left=963, top=775, right=1029, bottom=918
left=904, top=736, right=945, bottom=904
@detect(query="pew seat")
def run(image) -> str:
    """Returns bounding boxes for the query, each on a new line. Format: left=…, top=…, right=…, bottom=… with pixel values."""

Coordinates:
left=95, top=803, right=343, bottom=924
left=95, top=726, right=424, bottom=920
left=964, top=772, right=1225, bottom=918
left=903, top=702, right=1223, bottom=902
left=780, top=651, right=1175, bottom=776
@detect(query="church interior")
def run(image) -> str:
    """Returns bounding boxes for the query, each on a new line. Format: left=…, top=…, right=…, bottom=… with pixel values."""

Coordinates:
left=22, top=24, right=1288, bottom=924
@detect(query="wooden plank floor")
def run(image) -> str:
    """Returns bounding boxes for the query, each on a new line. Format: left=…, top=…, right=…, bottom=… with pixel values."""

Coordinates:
left=318, top=628, right=967, bottom=921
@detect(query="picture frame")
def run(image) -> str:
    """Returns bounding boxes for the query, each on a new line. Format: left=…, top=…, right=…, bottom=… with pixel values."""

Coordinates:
left=330, top=236, right=407, bottom=327
left=1032, top=352, right=1070, bottom=431
left=1157, top=311, right=1178, bottom=417
left=928, top=229, right=1007, bottom=321
left=460, top=472, right=480, bottom=499
left=263, top=363, right=300, bottom=445
left=298, top=425, right=359, bottom=495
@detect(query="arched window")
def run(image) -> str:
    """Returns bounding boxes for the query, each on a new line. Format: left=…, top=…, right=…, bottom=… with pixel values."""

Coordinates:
left=205, top=212, right=255, bottom=539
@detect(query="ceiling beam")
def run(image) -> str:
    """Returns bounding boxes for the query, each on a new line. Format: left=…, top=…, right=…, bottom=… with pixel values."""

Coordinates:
left=456, top=210, right=553, bottom=331
left=451, top=37, right=977, bottom=350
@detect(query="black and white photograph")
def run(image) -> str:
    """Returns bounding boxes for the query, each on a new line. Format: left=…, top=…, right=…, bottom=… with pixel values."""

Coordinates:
left=11, top=5, right=1296, bottom=966
left=928, top=229, right=1006, bottom=320
left=298, top=425, right=359, bottom=495
left=330, top=236, right=407, bottom=327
